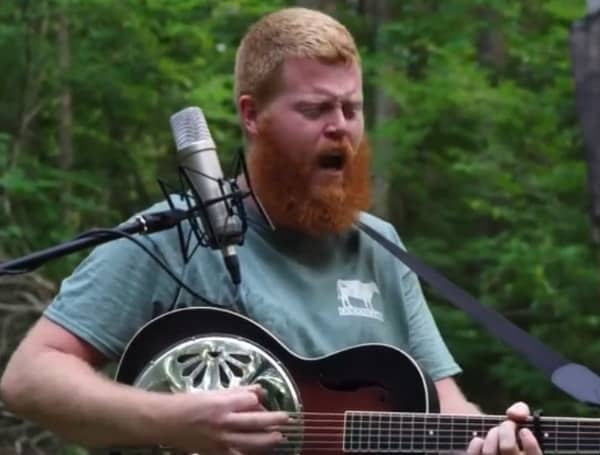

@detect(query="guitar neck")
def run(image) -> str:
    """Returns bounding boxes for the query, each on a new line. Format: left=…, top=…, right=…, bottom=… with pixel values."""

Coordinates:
left=342, top=412, right=600, bottom=453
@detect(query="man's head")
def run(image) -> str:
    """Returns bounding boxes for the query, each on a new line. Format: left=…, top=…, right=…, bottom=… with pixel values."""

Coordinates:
left=235, top=7, right=360, bottom=109
left=235, top=8, right=371, bottom=235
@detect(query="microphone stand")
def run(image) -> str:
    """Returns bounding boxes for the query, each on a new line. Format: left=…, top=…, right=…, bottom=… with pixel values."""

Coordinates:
left=1, top=148, right=271, bottom=280
left=0, top=209, right=191, bottom=276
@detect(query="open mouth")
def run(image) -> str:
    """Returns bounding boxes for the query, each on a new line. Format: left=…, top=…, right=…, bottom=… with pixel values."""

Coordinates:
left=318, top=151, right=347, bottom=171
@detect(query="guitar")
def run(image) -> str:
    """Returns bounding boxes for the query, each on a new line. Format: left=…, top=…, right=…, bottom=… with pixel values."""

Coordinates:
left=102, top=306, right=599, bottom=454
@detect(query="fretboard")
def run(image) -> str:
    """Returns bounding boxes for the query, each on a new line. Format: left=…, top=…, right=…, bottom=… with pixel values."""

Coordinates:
left=343, top=411, right=600, bottom=453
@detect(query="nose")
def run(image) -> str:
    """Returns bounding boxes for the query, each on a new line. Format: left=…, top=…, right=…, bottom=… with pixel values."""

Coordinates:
left=323, top=106, right=348, bottom=140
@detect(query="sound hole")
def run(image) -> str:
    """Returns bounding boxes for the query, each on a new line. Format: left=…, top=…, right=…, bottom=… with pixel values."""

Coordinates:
left=226, top=360, right=244, bottom=376
left=230, top=353, right=251, bottom=363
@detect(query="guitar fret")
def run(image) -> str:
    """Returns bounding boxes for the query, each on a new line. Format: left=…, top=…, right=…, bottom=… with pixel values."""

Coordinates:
left=378, top=412, right=383, bottom=451
left=441, top=414, right=453, bottom=451
left=342, top=411, right=346, bottom=451
left=577, top=420, right=580, bottom=453
left=408, top=413, right=413, bottom=452
left=418, top=413, right=427, bottom=451
left=400, top=412, right=407, bottom=452
left=361, top=412, right=368, bottom=451
left=554, top=419, right=558, bottom=454
left=356, top=411, right=362, bottom=452
left=429, top=414, right=437, bottom=451
left=436, top=413, right=440, bottom=452
left=366, top=412, right=371, bottom=452
left=424, top=415, right=432, bottom=451
left=370, top=412, right=376, bottom=452
left=387, top=415, right=394, bottom=451
left=482, top=415, right=487, bottom=441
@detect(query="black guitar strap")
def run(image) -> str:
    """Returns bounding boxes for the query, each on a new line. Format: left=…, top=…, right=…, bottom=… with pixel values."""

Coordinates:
left=356, top=219, right=600, bottom=406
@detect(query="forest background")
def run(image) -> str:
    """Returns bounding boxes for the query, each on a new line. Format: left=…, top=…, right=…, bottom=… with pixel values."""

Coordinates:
left=1, top=0, right=598, bottom=453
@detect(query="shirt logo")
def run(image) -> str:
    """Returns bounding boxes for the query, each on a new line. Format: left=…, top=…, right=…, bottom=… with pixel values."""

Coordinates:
left=336, top=279, right=383, bottom=321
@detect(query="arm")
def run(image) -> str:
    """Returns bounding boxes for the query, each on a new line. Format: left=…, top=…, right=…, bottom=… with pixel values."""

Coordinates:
left=1, top=316, right=175, bottom=448
left=435, top=376, right=481, bottom=414
left=0, top=317, right=287, bottom=452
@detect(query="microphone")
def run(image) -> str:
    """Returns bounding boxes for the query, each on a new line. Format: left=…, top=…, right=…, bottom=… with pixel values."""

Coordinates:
left=169, top=106, right=243, bottom=285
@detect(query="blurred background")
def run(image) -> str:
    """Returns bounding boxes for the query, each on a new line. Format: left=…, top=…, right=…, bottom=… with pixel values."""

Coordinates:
left=1, top=0, right=599, bottom=453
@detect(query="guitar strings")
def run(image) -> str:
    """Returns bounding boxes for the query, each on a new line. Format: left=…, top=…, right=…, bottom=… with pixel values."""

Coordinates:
left=262, top=415, right=600, bottom=450
left=280, top=412, right=600, bottom=431
left=270, top=428, right=600, bottom=453
left=284, top=411, right=600, bottom=423
left=280, top=412, right=600, bottom=428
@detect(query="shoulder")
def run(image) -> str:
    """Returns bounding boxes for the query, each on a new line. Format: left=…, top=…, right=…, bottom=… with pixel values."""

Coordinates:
left=356, top=211, right=406, bottom=247
left=355, top=211, right=411, bottom=277
left=67, top=197, right=193, bottom=283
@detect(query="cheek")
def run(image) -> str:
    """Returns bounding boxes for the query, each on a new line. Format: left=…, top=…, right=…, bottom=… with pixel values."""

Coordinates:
left=280, top=116, right=321, bottom=146
left=350, top=121, right=364, bottom=150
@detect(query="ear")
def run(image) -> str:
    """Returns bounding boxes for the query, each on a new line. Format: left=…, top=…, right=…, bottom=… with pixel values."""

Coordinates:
left=238, top=95, right=259, bottom=137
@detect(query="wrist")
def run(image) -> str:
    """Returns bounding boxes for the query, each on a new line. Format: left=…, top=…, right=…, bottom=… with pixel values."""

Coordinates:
left=103, top=388, right=175, bottom=449
left=140, top=391, right=186, bottom=449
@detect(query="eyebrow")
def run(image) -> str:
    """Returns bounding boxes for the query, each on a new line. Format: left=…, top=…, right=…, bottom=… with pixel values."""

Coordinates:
left=294, top=99, right=363, bottom=109
left=294, top=93, right=363, bottom=105
left=296, top=84, right=362, bottom=100
left=315, top=84, right=360, bottom=96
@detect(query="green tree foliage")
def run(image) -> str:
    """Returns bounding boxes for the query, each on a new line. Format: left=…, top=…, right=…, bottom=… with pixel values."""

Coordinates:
left=0, top=2, right=598, bottom=452
left=0, top=0, right=284, bottom=278
left=364, top=1, right=597, bottom=414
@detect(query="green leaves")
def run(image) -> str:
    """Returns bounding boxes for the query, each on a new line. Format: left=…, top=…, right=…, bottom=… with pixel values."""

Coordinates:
left=362, top=0, right=596, bottom=414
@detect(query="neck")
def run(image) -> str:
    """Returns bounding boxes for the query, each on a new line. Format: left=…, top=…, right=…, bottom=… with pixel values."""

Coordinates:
left=335, top=411, right=600, bottom=453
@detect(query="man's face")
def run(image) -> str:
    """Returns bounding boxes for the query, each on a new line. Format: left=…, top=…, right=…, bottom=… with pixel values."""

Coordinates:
left=245, top=57, right=371, bottom=235
left=257, top=57, right=365, bottom=196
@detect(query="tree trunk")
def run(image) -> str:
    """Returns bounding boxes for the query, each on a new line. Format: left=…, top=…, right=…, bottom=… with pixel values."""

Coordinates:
left=571, top=11, right=600, bottom=260
left=2, top=1, right=49, bottom=253
left=475, top=6, right=507, bottom=72
left=57, top=6, right=76, bottom=225
left=362, top=0, right=398, bottom=219
left=57, top=9, right=73, bottom=171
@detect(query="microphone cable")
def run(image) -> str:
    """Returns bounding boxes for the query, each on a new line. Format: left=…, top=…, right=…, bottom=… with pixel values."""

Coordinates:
left=72, top=227, right=216, bottom=306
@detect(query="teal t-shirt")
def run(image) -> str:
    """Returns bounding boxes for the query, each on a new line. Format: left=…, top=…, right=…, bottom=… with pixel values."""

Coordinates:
left=44, top=201, right=461, bottom=382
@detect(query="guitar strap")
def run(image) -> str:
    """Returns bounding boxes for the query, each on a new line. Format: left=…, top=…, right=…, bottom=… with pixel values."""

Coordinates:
left=356, top=219, right=600, bottom=406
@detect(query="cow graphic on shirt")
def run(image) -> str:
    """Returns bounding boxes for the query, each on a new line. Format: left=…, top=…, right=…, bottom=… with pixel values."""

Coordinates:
left=336, top=279, right=383, bottom=321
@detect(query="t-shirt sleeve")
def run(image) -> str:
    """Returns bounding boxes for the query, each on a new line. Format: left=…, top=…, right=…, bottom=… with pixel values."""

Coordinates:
left=400, top=269, right=462, bottom=381
left=385, top=223, right=462, bottom=381
left=44, top=233, right=181, bottom=361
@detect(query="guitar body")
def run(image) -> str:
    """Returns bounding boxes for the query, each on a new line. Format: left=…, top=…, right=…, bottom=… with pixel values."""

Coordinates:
left=114, top=307, right=439, bottom=454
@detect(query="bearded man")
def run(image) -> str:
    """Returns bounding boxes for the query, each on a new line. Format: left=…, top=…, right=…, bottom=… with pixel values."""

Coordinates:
left=1, top=7, right=541, bottom=455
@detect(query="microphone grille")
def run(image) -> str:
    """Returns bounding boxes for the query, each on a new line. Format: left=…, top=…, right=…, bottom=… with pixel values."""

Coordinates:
left=169, top=106, right=216, bottom=152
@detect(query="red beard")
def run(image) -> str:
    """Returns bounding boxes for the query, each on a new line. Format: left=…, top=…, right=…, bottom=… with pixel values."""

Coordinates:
left=247, top=119, right=372, bottom=236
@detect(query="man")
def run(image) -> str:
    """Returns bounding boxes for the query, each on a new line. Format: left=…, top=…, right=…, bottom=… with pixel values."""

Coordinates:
left=1, top=7, right=542, bottom=455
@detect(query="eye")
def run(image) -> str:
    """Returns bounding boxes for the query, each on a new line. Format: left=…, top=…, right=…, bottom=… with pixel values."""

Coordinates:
left=342, top=102, right=362, bottom=120
left=298, top=103, right=327, bottom=119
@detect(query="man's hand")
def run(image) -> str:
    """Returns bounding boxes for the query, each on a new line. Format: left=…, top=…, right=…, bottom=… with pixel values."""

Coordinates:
left=466, top=402, right=542, bottom=455
left=159, top=385, right=289, bottom=454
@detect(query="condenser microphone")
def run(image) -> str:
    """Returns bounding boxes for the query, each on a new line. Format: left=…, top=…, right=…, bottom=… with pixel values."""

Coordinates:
left=169, top=106, right=243, bottom=285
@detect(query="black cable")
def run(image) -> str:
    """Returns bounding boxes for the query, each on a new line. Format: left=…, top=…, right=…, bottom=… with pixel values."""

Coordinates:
left=77, top=228, right=215, bottom=306
left=0, top=267, right=32, bottom=276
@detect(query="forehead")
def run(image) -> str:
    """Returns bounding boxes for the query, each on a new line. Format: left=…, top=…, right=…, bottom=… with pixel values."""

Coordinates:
left=278, top=57, right=363, bottom=100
